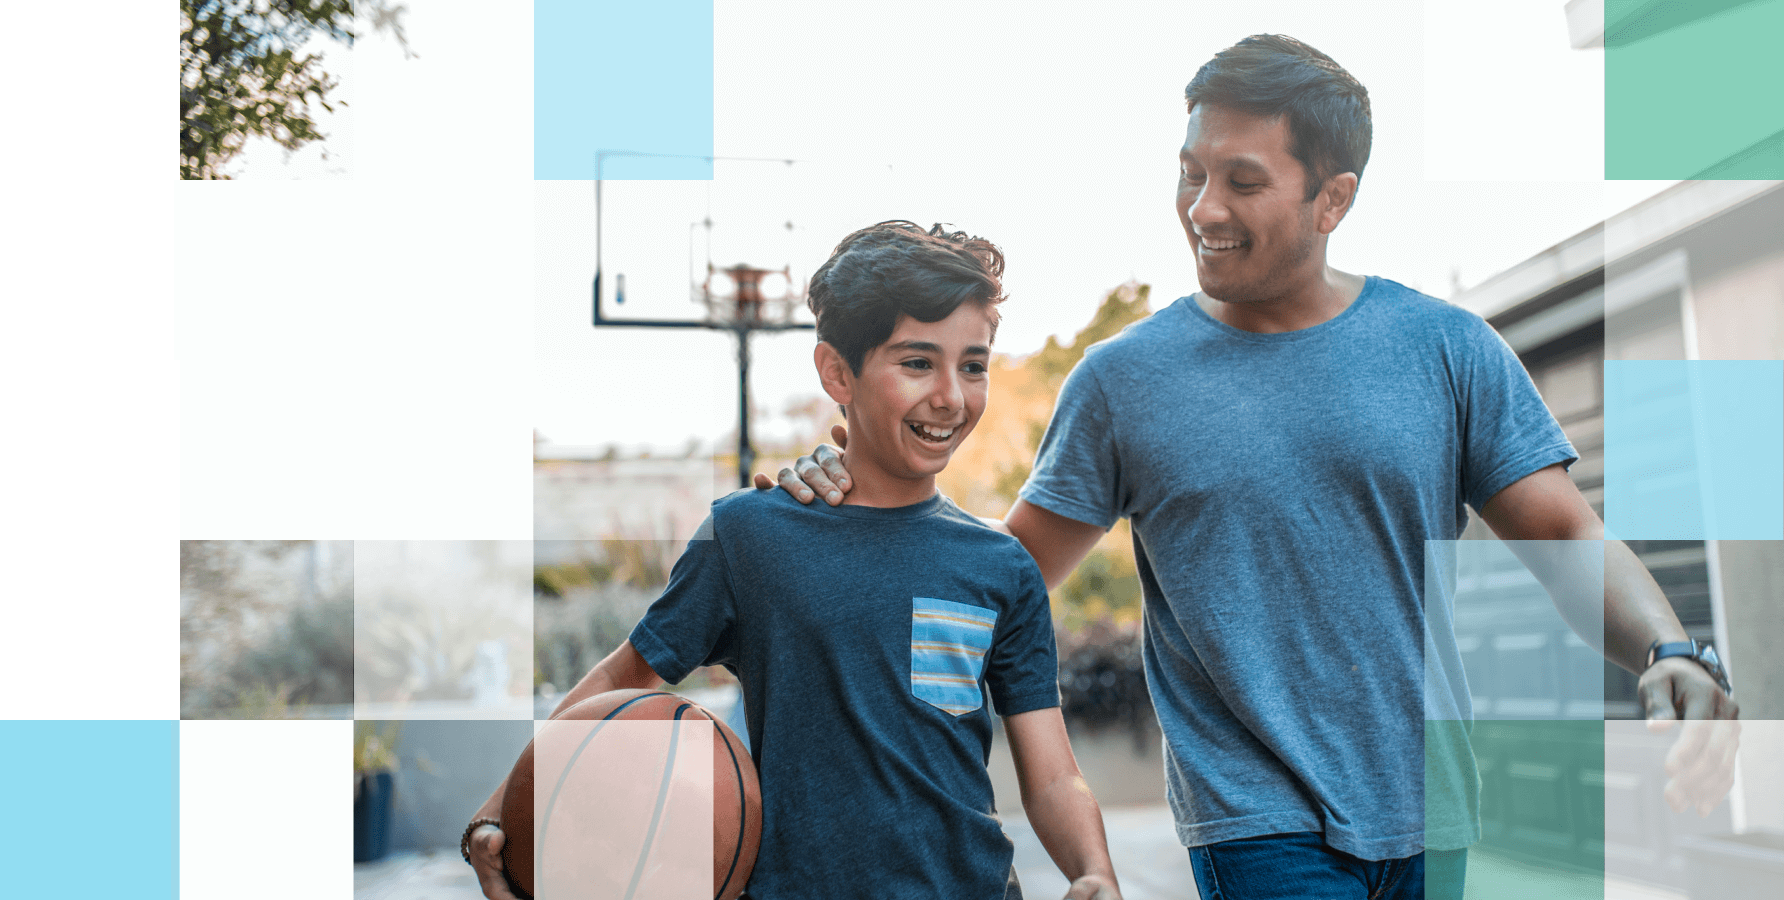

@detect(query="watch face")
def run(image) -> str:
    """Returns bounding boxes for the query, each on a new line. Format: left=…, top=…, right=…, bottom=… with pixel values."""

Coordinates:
left=1701, top=644, right=1722, bottom=669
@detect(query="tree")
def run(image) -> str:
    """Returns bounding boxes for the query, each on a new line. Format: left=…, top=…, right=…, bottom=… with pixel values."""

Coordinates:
left=180, top=0, right=414, bottom=179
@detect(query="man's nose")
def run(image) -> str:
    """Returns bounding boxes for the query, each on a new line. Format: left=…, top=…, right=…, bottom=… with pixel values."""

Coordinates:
left=1187, top=182, right=1228, bottom=229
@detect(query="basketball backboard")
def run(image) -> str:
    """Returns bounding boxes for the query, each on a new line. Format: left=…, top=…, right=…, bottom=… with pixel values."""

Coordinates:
left=594, top=155, right=900, bottom=328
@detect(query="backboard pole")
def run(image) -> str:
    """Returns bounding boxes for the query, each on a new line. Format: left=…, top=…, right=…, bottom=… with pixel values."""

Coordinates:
left=589, top=149, right=817, bottom=487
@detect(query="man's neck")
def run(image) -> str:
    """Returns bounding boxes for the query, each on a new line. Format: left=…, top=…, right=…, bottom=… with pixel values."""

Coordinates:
left=1199, top=268, right=1366, bottom=334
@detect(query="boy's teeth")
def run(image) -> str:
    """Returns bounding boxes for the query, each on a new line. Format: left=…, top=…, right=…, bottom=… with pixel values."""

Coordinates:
left=909, top=422, right=955, bottom=441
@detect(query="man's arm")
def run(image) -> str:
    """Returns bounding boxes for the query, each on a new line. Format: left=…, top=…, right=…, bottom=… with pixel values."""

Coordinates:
left=1478, top=464, right=1739, bottom=815
left=1004, top=707, right=1122, bottom=900
left=465, top=642, right=665, bottom=899
left=754, top=427, right=1109, bottom=589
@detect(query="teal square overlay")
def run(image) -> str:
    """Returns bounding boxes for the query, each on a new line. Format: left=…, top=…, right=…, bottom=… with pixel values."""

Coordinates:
left=1605, top=0, right=1784, bottom=179
left=535, top=0, right=714, bottom=180
left=1603, top=360, right=1784, bottom=540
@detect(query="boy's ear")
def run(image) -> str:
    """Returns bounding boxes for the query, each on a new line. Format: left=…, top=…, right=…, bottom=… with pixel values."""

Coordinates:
left=814, top=342, right=853, bottom=406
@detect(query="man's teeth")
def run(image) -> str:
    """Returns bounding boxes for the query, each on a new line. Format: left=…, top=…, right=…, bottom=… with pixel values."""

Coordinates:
left=909, top=422, right=956, bottom=441
left=1201, top=236, right=1243, bottom=250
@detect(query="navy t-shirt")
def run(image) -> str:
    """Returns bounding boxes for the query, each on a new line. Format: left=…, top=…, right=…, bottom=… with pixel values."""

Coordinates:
left=1020, top=277, right=1577, bottom=858
left=629, top=488, right=1060, bottom=900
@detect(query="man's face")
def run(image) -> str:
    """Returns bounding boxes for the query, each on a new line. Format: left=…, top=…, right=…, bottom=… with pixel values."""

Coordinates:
left=842, top=303, right=993, bottom=489
left=1175, top=102, right=1324, bottom=304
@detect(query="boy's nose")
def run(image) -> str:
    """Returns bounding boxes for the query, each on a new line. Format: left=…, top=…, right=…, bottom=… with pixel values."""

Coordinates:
left=931, top=371, right=964, bottom=411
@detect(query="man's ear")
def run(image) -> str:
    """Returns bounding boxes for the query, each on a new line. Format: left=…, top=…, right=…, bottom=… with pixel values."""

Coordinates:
left=1316, top=171, right=1358, bottom=235
left=815, top=342, right=853, bottom=407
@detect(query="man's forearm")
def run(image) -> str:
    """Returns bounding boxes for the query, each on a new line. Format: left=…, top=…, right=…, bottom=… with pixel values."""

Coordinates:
left=1602, top=538, right=1689, bottom=675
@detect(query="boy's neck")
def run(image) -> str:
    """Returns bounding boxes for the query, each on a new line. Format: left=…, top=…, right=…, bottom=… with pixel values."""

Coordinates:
left=841, top=468, right=939, bottom=509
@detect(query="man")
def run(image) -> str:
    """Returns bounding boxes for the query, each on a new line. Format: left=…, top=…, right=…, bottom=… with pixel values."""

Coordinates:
left=766, top=34, right=1739, bottom=900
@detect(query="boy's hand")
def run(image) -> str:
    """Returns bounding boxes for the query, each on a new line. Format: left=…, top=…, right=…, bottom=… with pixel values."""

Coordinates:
left=467, top=823, right=522, bottom=900
left=1064, top=874, right=1121, bottom=900
left=753, top=424, right=853, bottom=506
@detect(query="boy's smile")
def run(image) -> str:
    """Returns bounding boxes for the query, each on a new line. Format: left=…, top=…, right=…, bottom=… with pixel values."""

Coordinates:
left=820, top=303, right=994, bottom=508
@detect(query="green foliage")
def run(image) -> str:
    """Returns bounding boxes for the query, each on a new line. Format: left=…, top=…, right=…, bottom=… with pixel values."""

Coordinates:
left=1029, top=282, right=1152, bottom=392
left=180, top=0, right=414, bottom=179
left=1055, top=545, right=1142, bottom=629
left=354, top=720, right=403, bottom=773
left=224, top=592, right=355, bottom=708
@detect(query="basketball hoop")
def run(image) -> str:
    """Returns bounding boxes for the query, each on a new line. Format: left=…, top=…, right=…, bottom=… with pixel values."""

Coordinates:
left=699, top=262, right=804, bottom=328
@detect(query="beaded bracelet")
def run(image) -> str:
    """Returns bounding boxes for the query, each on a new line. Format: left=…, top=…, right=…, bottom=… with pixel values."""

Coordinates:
left=461, top=818, right=502, bottom=865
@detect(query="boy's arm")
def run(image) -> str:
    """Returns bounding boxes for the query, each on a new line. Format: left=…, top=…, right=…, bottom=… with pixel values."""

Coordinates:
left=1004, top=707, right=1122, bottom=900
left=465, top=642, right=665, bottom=900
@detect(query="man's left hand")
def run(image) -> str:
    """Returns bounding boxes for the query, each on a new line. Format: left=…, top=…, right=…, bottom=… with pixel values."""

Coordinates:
left=1639, top=657, right=1740, bottom=817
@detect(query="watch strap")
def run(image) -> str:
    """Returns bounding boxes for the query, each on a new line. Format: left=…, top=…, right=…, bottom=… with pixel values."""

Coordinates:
left=1646, top=639, right=1732, bottom=695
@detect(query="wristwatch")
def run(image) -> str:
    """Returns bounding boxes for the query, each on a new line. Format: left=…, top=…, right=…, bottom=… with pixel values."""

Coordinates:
left=1645, top=639, right=1733, bottom=696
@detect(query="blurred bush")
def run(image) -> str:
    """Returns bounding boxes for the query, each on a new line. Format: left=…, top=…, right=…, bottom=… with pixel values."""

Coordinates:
left=533, top=544, right=736, bottom=697
left=1056, top=620, right=1154, bottom=746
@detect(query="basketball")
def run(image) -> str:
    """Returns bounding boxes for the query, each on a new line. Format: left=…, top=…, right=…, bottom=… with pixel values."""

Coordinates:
left=499, top=689, right=761, bottom=900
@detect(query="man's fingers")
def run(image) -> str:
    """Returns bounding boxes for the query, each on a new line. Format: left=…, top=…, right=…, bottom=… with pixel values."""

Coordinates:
left=831, top=423, right=848, bottom=451
left=1640, top=665, right=1681, bottom=732
left=1662, top=719, right=1742, bottom=817
left=752, top=472, right=774, bottom=491
left=776, top=468, right=816, bottom=504
left=793, top=455, right=842, bottom=505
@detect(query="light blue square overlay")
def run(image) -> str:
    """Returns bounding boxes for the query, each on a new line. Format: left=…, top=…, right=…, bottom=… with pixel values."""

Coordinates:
left=535, top=0, right=714, bottom=180
left=0, top=721, right=177, bottom=898
left=1604, top=360, right=1784, bottom=540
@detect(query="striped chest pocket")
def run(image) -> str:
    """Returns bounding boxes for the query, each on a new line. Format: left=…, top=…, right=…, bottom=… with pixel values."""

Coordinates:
left=910, top=597, right=997, bottom=716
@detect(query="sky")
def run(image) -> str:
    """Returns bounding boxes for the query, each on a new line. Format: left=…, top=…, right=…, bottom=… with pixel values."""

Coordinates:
left=533, top=0, right=1676, bottom=454
left=209, top=0, right=1679, bottom=456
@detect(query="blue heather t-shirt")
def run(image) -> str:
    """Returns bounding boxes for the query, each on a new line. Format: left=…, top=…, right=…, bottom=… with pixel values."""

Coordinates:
left=1019, top=277, right=1577, bottom=859
left=629, top=488, right=1060, bottom=900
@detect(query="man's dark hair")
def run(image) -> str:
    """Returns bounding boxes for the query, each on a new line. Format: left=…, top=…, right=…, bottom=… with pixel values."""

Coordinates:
left=1184, top=34, right=1372, bottom=202
left=806, top=221, right=1006, bottom=375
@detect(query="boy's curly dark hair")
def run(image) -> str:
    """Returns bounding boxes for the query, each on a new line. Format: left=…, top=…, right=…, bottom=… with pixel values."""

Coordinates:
left=806, top=221, right=1007, bottom=374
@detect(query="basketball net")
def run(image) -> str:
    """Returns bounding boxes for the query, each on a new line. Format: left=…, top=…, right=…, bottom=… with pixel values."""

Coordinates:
left=698, top=262, right=806, bottom=329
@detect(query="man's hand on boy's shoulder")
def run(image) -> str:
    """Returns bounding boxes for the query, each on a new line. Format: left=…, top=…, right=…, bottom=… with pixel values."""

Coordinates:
left=1064, top=873, right=1122, bottom=900
left=754, top=425, right=852, bottom=506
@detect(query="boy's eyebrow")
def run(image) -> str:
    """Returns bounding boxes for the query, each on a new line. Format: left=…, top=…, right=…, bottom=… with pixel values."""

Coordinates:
left=887, top=339, right=991, bottom=357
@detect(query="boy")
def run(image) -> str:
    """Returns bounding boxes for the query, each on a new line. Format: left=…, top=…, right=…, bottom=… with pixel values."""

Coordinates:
left=467, top=221, right=1121, bottom=900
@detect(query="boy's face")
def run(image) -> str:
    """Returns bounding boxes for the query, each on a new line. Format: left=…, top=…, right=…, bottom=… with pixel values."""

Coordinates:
left=1175, top=102, right=1325, bottom=304
left=833, top=303, right=994, bottom=498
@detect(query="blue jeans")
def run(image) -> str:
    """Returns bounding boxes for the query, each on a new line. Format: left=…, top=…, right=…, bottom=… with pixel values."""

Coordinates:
left=1188, top=832, right=1467, bottom=900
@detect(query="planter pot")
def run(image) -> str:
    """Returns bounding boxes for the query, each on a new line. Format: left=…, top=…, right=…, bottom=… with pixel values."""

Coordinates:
left=354, top=770, right=395, bottom=862
left=1677, top=829, right=1784, bottom=900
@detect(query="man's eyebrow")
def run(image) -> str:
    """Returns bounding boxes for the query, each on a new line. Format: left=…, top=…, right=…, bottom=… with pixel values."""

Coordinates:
left=1179, top=148, right=1271, bottom=174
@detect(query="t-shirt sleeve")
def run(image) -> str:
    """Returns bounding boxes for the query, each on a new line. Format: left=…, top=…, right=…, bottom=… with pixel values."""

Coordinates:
left=1458, top=316, right=1580, bottom=512
left=626, top=513, right=738, bottom=685
left=984, top=558, right=1060, bottom=717
left=1019, top=358, right=1126, bottom=528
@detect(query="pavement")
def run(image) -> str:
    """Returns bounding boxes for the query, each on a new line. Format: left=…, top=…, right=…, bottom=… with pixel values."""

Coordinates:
left=352, top=810, right=1688, bottom=900
left=353, top=802, right=1193, bottom=900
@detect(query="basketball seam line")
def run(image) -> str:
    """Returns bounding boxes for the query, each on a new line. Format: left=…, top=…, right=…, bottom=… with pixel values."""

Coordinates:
left=624, top=703, right=692, bottom=900
left=534, top=691, right=675, bottom=899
